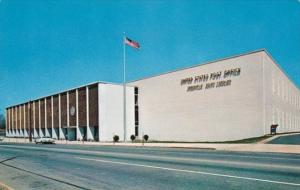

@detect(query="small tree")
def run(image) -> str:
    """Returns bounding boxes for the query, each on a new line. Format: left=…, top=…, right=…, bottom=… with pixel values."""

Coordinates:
left=143, top=135, right=149, bottom=142
left=130, top=135, right=136, bottom=142
left=113, top=135, right=119, bottom=143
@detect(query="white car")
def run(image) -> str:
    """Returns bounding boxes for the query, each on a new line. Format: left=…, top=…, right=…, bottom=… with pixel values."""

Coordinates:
left=35, top=137, right=55, bottom=144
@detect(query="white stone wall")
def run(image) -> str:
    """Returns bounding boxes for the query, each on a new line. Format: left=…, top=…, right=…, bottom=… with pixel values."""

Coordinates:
left=98, top=83, right=135, bottom=141
left=130, top=51, right=267, bottom=142
left=263, top=52, right=300, bottom=134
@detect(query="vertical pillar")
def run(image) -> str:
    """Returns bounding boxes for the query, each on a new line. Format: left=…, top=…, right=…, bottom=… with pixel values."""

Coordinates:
left=86, top=86, right=93, bottom=141
left=9, top=109, right=11, bottom=136
left=19, top=106, right=22, bottom=137
left=16, top=107, right=18, bottom=136
left=17, top=106, right=22, bottom=137
left=67, top=92, right=69, bottom=127
left=33, top=101, right=37, bottom=138
left=6, top=109, right=9, bottom=137
left=76, top=89, right=82, bottom=140
left=16, top=106, right=19, bottom=137
left=15, top=107, right=17, bottom=136
left=51, top=96, right=57, bottom=139
left=13, top=107, right=15, bottom=136
left=8, top=109, right=11, bottom=137
left=21, top=106, right=23, bottom=137
left=45, top=98, right=49, bottom=136
left=15, top=107, right=18, bottom=137
left=24, top=105, right=28, bottom=137
left=39, top=100, right=42, bottom=137
left=11, top=108, right=13, bottom=136
left=5, top=109, right=8, bottom=137
left=58, top=94, right=64, bottom=139
left=66, top=91, right=69, bottom=141
left=21, top=105, right=23, bottom=137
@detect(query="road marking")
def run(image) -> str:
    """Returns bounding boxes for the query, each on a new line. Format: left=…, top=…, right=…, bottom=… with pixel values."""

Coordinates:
left=1, top=144, right=300, bottom=171
left=76, top=156, right=300, bottom=187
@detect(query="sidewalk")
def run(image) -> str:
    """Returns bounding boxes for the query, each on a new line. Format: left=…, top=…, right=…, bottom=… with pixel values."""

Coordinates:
left=2, top=137, right=300, bottom=154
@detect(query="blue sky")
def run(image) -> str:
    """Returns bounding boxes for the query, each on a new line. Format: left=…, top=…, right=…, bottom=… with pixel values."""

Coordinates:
left=0, top=0, right=300, bottom=114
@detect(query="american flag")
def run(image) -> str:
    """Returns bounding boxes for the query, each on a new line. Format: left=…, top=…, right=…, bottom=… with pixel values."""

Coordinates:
left=125, top=37, right=140, bottom=49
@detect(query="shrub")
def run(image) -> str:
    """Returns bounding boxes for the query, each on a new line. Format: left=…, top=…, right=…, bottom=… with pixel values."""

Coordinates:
left=130, top=135, right=136, bottom=142
left=113, top=135, right=119, bottom=142
left=143, top=135, right=149, bottom=142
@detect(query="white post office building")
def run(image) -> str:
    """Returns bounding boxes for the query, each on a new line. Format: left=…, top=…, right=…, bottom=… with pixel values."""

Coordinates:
left=6, top=50, right=300, bottom=142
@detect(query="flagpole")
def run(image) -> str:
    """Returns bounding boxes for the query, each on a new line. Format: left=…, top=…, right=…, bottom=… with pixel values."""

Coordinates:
left=123, top=32, right=127, bottom=142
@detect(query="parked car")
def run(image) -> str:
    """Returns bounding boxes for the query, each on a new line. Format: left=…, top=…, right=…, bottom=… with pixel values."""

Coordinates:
left=35, top=137, right=55, bottom=144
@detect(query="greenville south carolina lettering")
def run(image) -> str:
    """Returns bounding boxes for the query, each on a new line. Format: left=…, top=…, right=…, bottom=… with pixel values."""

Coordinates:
left=181, top=68, right=240, bottom=92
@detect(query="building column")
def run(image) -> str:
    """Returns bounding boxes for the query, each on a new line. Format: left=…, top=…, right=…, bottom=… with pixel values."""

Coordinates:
left=19, top=106, right=25, bottom=137
left=67, top=92, right=69, bottom=127
left=15, top=107, right=18, bottom=137
left=58, top=94, right=64, bottom=139
left=20, top=106, right=23, bottom=137
left=45, top=98, right=50, bottom=137
left=8, top=109, right=11, bottom=137
left=23, top=105, right=28, bottom=137
left=39, top=100, right=43, bottom=137
left=9, top=109, right=12, bottom=137
left=19, top=106, right=22, bottom=137
left=86, top=86, right=93, bottom=141
left=66, top=91, right=70, bottom=140
left=11, top=107, right=15, bottom=136
left=51, top=96, right=57, bottom=139
left=76, top=89, right=82, bottom=140
left=6, top=109, right=9, bottom=137
left=10, top=109, right=12, bottom=137
left=33, top=101, right=38, bottom=138
left=16, top=106, right=20, bottom=137
left=5, top=109, right=8, bottom=137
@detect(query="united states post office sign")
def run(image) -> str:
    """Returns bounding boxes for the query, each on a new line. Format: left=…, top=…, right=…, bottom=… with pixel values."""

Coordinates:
left=180, top=68, right=241, bottom=92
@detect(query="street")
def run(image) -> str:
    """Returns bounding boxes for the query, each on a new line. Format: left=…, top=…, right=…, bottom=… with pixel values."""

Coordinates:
left=0, top=143, right=300, bottom=190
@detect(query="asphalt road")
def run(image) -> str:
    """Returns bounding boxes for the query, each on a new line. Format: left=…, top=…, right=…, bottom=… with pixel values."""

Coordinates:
left=0, top=143, right=300, bottom=190
left=268, top=134, right=300, bottom=145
